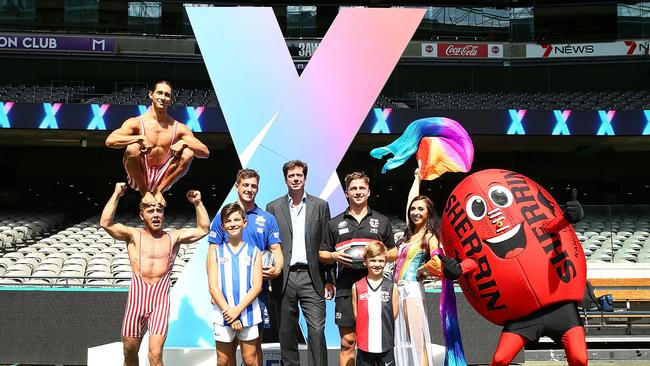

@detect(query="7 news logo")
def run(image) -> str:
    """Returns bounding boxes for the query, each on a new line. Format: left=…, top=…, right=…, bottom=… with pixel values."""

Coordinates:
left=542, top=44, right=594, bottom=57
left=625, top=40, right=650, bottom=55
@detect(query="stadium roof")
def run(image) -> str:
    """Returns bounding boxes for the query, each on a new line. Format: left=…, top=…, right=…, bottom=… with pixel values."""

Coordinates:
left=183, top=1, right=638, bottom=7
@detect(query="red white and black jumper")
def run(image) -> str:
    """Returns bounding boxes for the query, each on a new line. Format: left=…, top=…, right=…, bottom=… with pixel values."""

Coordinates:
left=355, top=277, right=395, bottom=353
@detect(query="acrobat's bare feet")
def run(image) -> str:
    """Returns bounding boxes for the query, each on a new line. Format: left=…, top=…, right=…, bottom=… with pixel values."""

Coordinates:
left=142, top=191, right=157, bottom=206
left=153, top=190, right=166, bottom=207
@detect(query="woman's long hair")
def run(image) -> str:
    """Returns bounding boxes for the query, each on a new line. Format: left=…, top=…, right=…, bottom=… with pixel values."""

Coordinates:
left=403, top=195, right=441, bottom=248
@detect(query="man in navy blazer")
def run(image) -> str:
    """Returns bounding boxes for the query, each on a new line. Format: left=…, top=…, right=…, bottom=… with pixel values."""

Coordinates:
left=266, top=160, right=333, bottom=366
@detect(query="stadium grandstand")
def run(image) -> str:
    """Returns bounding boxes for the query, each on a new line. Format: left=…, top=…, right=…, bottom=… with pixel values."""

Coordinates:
left=4, top=84, right=650, bottom=110
left=1, top=1, right=650, bottom=365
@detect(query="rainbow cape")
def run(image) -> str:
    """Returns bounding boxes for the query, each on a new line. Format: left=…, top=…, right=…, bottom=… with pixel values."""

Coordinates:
left=370, top=117, right=474, bottom=180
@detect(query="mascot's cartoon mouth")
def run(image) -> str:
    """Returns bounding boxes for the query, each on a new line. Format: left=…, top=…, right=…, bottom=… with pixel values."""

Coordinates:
left=484, top=223, right=526, bottom=259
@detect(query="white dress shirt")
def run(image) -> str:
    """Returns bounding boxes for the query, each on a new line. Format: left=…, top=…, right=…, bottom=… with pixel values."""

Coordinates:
left=288, top=193, right=307, bottom=266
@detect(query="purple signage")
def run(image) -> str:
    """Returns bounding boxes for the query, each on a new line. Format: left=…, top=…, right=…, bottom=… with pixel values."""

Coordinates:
left=0, top=34, right=115, bottom=53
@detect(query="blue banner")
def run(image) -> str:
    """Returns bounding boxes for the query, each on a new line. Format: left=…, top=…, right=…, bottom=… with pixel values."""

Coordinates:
left=1, top=102, right=649, bottom=136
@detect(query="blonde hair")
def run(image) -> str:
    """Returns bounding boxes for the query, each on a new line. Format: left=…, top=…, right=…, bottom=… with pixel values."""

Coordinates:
left=363, top=240, right=386, bottom=260
left=139, top=201, right=165, bottom=211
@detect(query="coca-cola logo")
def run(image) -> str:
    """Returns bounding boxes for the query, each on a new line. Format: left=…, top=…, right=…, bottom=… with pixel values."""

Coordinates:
left=445, top=44, right=479, bottom=56
left=435, top=43, right=490, bottom=58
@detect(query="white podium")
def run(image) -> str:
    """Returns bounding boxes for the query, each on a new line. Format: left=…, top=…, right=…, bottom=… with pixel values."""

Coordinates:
left=89, top=338, right=445, bottom=366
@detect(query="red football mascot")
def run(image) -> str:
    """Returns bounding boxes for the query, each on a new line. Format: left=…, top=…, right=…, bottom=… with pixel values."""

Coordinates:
left=428, top=169, right=588, bottom=366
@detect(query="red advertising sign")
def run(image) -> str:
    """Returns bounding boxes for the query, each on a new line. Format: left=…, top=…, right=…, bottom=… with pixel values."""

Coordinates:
left=438, top=43, right=487, bottom=57
left=421, top=42, right=503, bottom=58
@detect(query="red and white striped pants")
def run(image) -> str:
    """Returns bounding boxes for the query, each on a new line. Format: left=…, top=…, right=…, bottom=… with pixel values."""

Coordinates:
left=125, top=155, right=175, bottom=193
left=121, top=272, right=171, bottom=338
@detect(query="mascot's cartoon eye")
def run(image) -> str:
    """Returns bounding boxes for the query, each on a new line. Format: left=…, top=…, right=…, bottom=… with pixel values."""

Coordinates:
left=488, top=186, right=514, bottom=208
left=466, top=196, right=487, bottom=221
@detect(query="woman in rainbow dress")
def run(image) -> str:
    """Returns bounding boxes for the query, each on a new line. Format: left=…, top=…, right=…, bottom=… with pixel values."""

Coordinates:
left=389, top=168, right=438, bottom=366
left=372, top=116, right=471, bottom=366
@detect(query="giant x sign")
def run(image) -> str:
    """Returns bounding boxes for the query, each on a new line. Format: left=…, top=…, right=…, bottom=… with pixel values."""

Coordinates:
left=166, top=7, right=424, bottom=347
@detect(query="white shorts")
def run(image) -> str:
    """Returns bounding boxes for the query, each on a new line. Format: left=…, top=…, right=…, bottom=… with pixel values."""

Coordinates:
left=397, top=280, right=423, bottom=300
left=214, top=323, right=259, bottom=342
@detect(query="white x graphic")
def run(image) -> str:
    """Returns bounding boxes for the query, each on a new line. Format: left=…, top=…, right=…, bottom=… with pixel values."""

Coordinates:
left=165, top=6, right=424, bottom=348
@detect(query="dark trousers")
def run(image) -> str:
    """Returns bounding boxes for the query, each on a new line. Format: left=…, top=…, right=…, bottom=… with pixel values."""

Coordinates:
left=277, top=268, right=327, bottom=366
left=356, top=349, right=395, bottom=366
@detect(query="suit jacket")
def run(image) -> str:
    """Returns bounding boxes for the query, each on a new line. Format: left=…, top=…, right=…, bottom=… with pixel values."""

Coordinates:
left=266, top=193, right=331, bottom=298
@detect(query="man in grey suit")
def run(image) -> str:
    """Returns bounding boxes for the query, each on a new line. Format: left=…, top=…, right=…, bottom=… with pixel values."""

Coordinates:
left=266, top=160, right=334, bottom=366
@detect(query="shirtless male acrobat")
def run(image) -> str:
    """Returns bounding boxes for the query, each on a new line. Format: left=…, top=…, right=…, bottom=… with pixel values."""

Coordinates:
left=100, top=182, right=209, bottom=366
left=106, top=80, right=210, bottom=206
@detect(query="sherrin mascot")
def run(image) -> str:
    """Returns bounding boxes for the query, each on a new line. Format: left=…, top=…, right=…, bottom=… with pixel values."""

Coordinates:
left=426, top=169, right=588, bottom=366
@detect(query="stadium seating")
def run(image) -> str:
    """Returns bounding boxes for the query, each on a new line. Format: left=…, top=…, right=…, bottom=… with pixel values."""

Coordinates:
left=3, top=83, right=650, bottom=110
left=0, top=213, right=199, bottom=287
left=403, top=90, right=650, bottom=110
left=0, top=84, right=94, bottom=104
left=83, top=86, right=219, bottom=107
left=574, top=207, right=650, bottom=264
left=0, top=212, right=65, bottom=251
left=1, top=206, right=648, bottom=288
left=91, top=88, right=650, bottom=110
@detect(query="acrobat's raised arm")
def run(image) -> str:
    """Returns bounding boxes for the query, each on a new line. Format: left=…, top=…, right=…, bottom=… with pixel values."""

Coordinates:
left=99, top=183, right=136, bottom=242
left=174, top=190, right=210, bottom=245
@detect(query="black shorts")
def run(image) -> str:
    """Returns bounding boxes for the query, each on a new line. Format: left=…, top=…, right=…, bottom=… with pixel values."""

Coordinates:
left=335, top=295, right=355, bottom=328
left=504, top=302, right=583, bottom=343
left=356, top=349, right=395, bottom=366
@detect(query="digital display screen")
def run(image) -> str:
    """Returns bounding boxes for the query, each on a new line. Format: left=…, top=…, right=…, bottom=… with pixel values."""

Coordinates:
left=360, top=108, right=650, bottom=136
left=1, top=102, right=649, bottom=136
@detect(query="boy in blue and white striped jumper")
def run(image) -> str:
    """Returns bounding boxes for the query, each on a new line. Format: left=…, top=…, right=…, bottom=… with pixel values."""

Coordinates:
left=207, top=203, right=263, bottom=366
